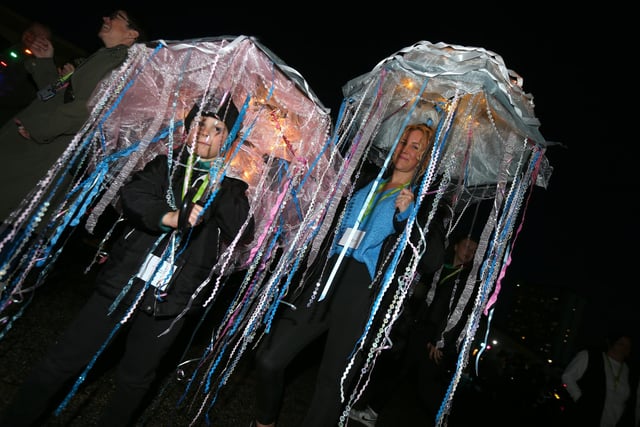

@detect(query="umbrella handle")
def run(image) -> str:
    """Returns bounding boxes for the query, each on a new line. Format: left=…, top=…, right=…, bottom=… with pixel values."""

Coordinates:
left=178, top=186, right=200, bottom=234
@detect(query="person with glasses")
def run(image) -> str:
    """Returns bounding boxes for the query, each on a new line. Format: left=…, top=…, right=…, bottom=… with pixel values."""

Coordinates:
left=0, top=94, right=254, bottom=427
left=0, top=9, right=146, bottom=225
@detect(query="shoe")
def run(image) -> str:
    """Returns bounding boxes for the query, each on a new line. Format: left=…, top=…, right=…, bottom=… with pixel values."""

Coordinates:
left=348, top=405, right=378, bottom=427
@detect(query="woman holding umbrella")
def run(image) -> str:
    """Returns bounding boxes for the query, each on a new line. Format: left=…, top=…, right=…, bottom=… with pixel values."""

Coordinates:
left=252, top=122, right=449, bottom=427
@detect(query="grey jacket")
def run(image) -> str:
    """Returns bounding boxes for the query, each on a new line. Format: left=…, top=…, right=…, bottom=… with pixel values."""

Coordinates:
left=0, top=44, right=130, bottom=221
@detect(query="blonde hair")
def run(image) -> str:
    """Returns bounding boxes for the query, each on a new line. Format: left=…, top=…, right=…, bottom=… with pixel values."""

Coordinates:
left=397, top=123, right=436, bottom=179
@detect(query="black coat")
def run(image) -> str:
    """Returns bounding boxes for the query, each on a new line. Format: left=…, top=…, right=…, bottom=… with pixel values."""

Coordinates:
left=95, top=153, right=254, bottom=317
left=420, top=261, right=476, bottom=357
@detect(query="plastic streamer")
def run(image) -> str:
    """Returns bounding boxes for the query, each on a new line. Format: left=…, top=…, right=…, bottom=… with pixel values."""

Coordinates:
left=0, top=38, right=554, bottom=425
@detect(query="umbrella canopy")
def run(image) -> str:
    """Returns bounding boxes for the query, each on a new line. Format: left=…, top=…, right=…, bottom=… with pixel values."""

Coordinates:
left=84, top=36, right=336, bottom=243
left=341, top=40, right=553, bottom=195
left=0, top=35, right=340, bottom=280
left=333, top=40, right=554, bottom=426
left=0, top=36, right=347, bottom=422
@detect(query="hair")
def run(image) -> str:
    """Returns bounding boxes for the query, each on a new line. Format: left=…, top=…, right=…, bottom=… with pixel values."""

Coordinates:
left=396, top=123, right=436, bottom=180
left=443, top=233, right=478, bottom=265
left=119, top=9, right=147, bottom=42
left=605, top=329, right=633, bottom=348
left=183, top=93, right=240, bottom=134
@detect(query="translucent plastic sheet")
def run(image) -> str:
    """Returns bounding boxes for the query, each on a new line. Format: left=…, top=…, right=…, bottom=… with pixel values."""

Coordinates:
left=0, top=38, right=554, bottom=426
left=335, top=41, right=553, bottom=426
left=342, top=40, right=553, bottom=195
left=0, top=36, right=345, bottom=422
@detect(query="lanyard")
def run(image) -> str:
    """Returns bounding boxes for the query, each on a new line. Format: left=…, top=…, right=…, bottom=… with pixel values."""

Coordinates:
left=439, top=264, right=464, bottom=284
left=605, top=354, right=624, bottom=390
left=182, top=157, right=220, bottom=203
left=189, top=174, right=210, bottom=203
left=182, top=153, right=196, bottom=200
left=361, top=180, right=409, bottom=221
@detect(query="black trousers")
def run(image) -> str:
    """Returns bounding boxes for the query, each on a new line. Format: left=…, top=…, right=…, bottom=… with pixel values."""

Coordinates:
left=362, top=301, right=421, bottom=413
left=254, top=256, right=375, bottom=427
left=0, top=291, right=186, bottom=426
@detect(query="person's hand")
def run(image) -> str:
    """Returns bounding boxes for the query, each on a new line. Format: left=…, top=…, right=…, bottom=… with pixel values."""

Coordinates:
left=58, top=62, right=75, bottom=77
left=395, top=188, right=414, bottom=213
left=162, top=204, right=204, bottom=230
left=14, top=119, right=31, bottom=140
left=186, top=204, right=203, bottom=227
left=426, top=341, right=443, bottom=364
left=162, top=211, right=179, bottom=229
left=26, top=36, right=54, bottom=59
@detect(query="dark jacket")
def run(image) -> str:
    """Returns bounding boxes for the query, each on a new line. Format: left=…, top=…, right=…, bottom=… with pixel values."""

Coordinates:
left=21, top=45, right=130, bottom=143
left=95, top=152, right=254, bottom=317
left=420, top=260, right=476, bottom=359
left=564, top=348, right=608, bottom=426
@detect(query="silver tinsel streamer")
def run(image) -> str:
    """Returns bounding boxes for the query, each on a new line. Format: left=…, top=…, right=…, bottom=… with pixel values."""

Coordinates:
left=1, top=38, right=554, bottom=426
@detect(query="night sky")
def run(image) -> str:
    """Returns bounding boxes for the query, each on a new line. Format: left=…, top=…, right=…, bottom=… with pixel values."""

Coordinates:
left=6, top=6, right=632, bottom=346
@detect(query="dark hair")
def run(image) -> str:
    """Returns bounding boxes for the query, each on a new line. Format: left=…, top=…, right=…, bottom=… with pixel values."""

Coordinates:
left=184, top=93, right=240, bottom=134
left=442, top=233, right=478, bottom=264
left=119, top=9, right=147, bottom=42
left=605, top=328, right=633, bottom=347
left=451, top=233, right=479, bottom=245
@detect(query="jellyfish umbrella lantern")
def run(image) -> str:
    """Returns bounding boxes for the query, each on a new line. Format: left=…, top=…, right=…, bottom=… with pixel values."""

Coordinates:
left=0, top=36, right=347, bottom=422
left=331, top=40, right=555, bottom=425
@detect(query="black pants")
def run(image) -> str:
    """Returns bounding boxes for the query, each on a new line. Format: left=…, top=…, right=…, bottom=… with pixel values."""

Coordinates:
left=0, top=291, right=186, bottom=426
left=361, top=301, right=421, bottom=413
left=358, top=299, right=456, bottom=422
left=254, top=256, right=374, bottom=427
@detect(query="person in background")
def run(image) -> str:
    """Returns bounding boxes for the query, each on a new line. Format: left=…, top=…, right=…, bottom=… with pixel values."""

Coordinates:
left=561, top=331, right=633, bottom=427
left=0, top=9, right=145, bottom=223
left=21, top=22, right=52, bottom=47
left=0, top=94, right=254, bottom=427
left=0, top=21, right=53, bottom=123
left=348, top=233, right=479, bottom=426
left=251, top=123, right=449, bottom=427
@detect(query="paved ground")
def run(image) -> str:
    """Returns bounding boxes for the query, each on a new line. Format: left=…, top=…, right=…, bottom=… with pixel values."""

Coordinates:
left=0, top=231, right=562, bottom=426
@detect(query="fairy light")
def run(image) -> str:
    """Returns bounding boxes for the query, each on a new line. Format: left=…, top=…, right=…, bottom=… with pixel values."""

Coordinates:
left=400, top=77, right=417, bottom=91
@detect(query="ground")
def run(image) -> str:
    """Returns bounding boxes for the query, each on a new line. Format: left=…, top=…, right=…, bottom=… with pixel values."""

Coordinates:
left=0, top=230, right=562, bottom=426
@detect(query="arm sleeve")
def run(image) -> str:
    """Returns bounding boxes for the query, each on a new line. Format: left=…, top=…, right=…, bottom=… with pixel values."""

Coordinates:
left=24, top=57, right=59, bottom=89
left=210, top=178, right=254, bottom=244
left=120, top=156, right=174, bottom=233
left=561, top=350, right=588, bottom=402
left=20, top=58, right=88, bottom=142
left=20, top=47, right=127, bottom=143
left=416, top=197, right=448, bottom=277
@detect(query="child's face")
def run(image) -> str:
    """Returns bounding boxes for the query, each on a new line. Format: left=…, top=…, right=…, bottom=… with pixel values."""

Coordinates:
left=191, top=116, right=228, bottom=159
left=455, top=238, right=478, bottom=265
